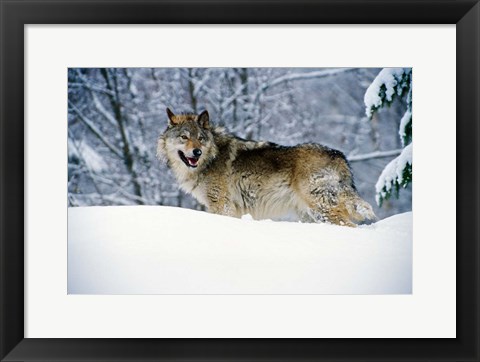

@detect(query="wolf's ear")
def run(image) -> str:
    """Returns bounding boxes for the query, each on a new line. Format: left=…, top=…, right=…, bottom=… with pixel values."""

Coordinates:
left=166, top=108, right=178, bottom=126
left=198, top=110, right=210, bottom=129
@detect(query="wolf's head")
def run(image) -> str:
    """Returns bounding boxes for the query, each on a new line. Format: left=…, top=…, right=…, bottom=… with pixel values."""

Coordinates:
left=157, top=108, right=217, bottom=172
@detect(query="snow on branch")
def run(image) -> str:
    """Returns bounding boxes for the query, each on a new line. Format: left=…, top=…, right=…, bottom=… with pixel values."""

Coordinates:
left=72, top=69, right=115, bottom=96
left=68, top=100, right=123, bottom=158
left=68, top=138, right=108, bottom=173
left=399, top=109, right=412, bottom=146
left=68, top=82, right=115, bottom=96
left=364, top=68, right=411, bottom=118
left=192, top=69, right=213, bottom=98
left=91, top=92, right=119, bottom=127
left=348, top=149, right=402, bottom=162
left=375, top=144, right=412, bottom=206
left=220, top=84, right=248, bottom=111
left=255, top=68, right=356, bottom=101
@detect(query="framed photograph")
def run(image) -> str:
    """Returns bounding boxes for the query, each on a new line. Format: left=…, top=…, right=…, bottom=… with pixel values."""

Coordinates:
left=1, top=1, right=478, bottom=361
left=66, top=66, right=412, bottom=296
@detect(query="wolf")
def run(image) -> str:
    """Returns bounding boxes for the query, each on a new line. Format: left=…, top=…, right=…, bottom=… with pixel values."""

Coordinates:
left=157, top=108, right=376, bottom=227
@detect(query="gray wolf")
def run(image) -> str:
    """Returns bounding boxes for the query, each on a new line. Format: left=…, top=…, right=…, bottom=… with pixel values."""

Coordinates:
left=157, top=108, right=376, bottom=227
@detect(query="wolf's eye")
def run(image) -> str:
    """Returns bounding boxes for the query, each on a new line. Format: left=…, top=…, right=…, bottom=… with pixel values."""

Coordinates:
left=181, top=135, right=188, bottom=140
left=198, top=136, right=205, bottom=141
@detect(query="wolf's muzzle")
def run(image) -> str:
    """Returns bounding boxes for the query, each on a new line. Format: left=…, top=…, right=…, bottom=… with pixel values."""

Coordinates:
left=178, top=150, right=200, bottom=168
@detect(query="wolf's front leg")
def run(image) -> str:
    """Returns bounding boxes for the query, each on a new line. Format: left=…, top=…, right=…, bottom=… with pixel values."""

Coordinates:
left=205, top=184, right=237, bottom=217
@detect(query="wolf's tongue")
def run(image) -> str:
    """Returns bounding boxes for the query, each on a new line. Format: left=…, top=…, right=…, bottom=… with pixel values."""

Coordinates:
left=187, top=158, right=198, bottom=166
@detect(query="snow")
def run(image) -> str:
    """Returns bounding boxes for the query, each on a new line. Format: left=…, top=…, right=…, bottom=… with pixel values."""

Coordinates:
left=375, top=143, right=413, bottom=203
left=68, top=206, right=412, bottom=295
left=399, top=109, right=412, bottom=145
left=91, top=92, right=118, bottom=127
left=364, top=68, right=409, bottom=117
left=68, top=139, right=108, bottom=172
left=348, top=148, right=402, bottom=162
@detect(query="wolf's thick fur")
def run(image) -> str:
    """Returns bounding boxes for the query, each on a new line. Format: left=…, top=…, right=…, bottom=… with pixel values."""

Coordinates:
left=157, top=109, right=376, bottom=227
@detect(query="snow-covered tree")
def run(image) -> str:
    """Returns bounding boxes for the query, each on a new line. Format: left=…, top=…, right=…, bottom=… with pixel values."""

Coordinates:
left=364, top=68, right=412, bottom=206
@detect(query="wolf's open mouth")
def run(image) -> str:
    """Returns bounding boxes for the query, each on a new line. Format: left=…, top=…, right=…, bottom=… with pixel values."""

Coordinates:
left=178, top=151, right=199, bottom=168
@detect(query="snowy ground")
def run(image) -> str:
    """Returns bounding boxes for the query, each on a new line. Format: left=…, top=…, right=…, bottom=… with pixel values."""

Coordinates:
left=68, top=206, right=412, bottom=295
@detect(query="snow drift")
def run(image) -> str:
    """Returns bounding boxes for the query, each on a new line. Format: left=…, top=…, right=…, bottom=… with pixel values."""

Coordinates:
left=68, top=206, right=412, bottom=295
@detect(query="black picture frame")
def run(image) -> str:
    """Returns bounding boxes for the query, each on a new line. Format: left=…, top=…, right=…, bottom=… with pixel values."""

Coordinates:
left=1, top=1, right=478, bottom=361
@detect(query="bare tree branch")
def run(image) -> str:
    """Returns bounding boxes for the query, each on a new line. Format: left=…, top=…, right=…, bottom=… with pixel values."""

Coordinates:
left=348, top=149, right=402, bottom=162
left=91, top=91, right=119, bottom=127
left=254, top=68, right=357, bottom=101
left=68, top=100, right=123, bottom=158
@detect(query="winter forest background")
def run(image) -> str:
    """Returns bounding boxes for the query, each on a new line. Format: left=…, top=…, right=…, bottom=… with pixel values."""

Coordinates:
left=67, top=67, right=412, bottom=220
